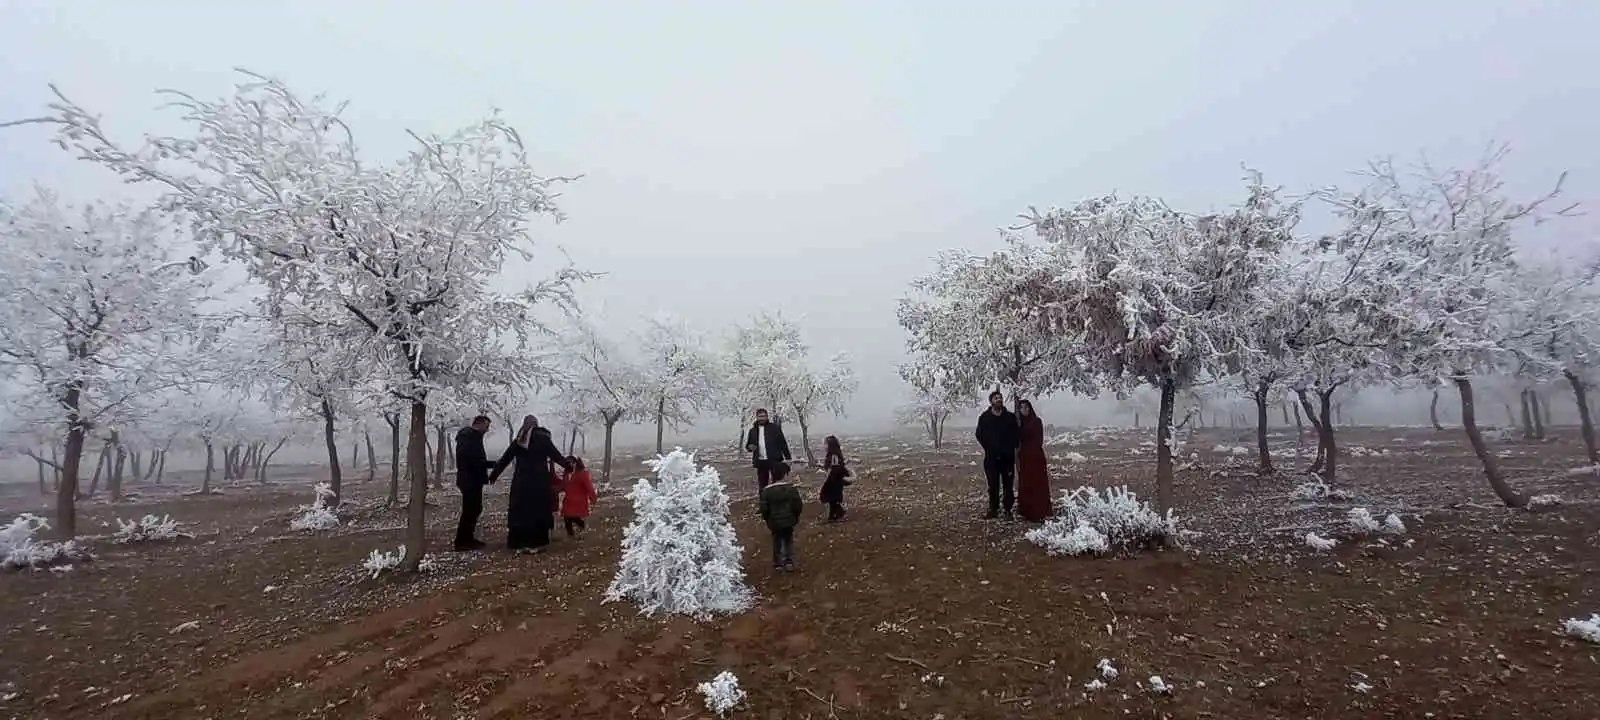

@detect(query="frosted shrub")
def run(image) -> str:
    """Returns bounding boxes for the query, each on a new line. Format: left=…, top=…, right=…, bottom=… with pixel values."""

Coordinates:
left=1026, top=486, right=1179, bottom=556
left=359, top=545, right=434, bottom=578
left=1529, top=493, right=1563, bottom=509
left=603, top=449, right=753, bottom=619
left=112, top=514, right=191, bottom=544
left=697, top=670, right=746, bottom=716
left=1, top=514, right=92, bottom=570
left=288, top=482, right=340, bottom=531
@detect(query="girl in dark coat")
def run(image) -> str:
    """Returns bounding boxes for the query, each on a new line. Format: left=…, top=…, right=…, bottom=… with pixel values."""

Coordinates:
left=489, top=416, right=572, bottom=552
left=1015, top=400, right=1053, bottom=523
left=820, top=435, right=852, bottom=522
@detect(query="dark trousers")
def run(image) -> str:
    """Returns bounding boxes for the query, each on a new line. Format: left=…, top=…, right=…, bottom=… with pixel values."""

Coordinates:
left=455, top=481, right=484, bottom=543
left=563, top=516, right=586, bottom=537
left=770, top=526, right=795, bottom=565
left=983, top=454, right=1016, bottom=513
left=827, top=500, right=845, bottom=520
left=755, top=462, right=774, bottom=491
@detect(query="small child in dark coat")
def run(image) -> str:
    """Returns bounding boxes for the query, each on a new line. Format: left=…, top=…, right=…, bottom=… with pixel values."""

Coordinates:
left=758, top=461, right=803, bottom=571
left=820, top=435, right=852, bottom=522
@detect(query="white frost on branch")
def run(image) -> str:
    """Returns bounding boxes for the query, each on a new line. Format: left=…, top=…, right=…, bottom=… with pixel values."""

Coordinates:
left=112, top=514, right=191, bottom=544
left=1, top=514, right=92, bottom=570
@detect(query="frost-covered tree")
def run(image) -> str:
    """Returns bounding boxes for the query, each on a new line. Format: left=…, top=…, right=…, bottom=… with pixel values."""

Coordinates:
left=636, top=315, right=719, bottom=454
left=604, top=449, right=752, bottom=620
left=0, top=190, right=218, bottom=537
left=563, top=322, right=647, bottom=483
left=1004, top=173, right=1299, bottom=511
left=1341, top=145, right=1577, bottom=507
left=18, top=70, right=589, bottom=567
left=785, top=352, right=858, bottom=465
left=898, top=245, right=1085, bottom=402
left=721, top=313, right=807, bottom=428
left=895, top=362, right=969, bottom=448
left=1508, top=256, right=1600, bottom=464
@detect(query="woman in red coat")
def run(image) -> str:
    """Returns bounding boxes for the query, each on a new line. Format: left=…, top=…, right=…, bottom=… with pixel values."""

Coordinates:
left=1015, top=399, right=1053, bottom=522
left=559, top=456, right=597, bottom=539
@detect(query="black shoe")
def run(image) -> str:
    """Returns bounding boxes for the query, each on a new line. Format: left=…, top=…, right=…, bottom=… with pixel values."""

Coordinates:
left=453, top=538, right=486, bottom=551
left=983, top=510, right=999, bottom=520
left=783, top=561, right=796, bottom=572
left=1004, top=509, right=1015, bottom=521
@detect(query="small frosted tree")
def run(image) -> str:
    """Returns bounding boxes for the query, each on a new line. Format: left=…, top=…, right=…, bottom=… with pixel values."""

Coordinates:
left=563, top=322, right=647, bottom=483
left=603, top=449, right=752, bottom=620
left=721, top=313, right=807, bottom=429
left=786, top=352, right=858, bottom=465
left=895, top=363, right=969, bottom=448
left=636, top=315, right=719, bottom=455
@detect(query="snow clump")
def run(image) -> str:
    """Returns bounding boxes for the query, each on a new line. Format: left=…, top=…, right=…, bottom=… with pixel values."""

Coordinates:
left=1290, top=480, right=1351, bottom=502
left=698, top=671, right=746, bottom=716
left=288, top=482, right=340, bottom=531
left=1304, top=532, right=1338, bottom=551
left=1026, top=485, right=1180, bottom=556
left=603, top=448, right=753, bottom=619
left=1563, top=614, right=1600, bottom=644
left=1529, top=493, right=1564, bottom=509
left=1, top=513, right=92, bottom=570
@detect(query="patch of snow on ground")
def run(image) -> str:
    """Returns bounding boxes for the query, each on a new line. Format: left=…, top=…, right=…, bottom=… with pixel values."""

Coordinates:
left=1563, top=614, right=1600, bottom=643
left=288, top=482, right=340, bottom=531
left=1529, top=493, right=1564, bottom=509
left=1305, top=532, right=1338, bottom=551
left=112, top=514, right=192, bottom=543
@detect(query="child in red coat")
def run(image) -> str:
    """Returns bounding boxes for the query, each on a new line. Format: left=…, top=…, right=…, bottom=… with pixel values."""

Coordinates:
left=560, top=456, right=597, bottom=538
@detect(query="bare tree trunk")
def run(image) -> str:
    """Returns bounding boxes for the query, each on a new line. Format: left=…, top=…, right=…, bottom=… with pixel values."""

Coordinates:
left=109, top=431, right=126, bottom=502
left=202, top=440, right=215, bottom=494
left=1296, top=389, right=1329, bottom=475
left=87, top=440, right=110, bottom=497
left=319, top=397, right=344, bottom=505
left=1317, top=389, right=1339, bottom=484
left=365, top=431, right=377, bottom=484
left=1280, top=402, right=1290, bottom=425
left=602, top=418, right=618, bottom=484
left=1503, top=403, right=1515, bottom=427
left=567, top=425, right=579, bottom=455
left=432, top=424, right=448, bottom=490
left=129, top=451, right=144, bottom=484
left=1541, top=390, right=1554, bottom=428
left=1253, top=382, right=1274, bottom=475
left=401, top=401, right=430, bottom=572
left=1520, top=389, right=1536, bottom=440
left=1155, top=379, right=1177, bottom=515
left=57, top=383, right=86, bottom=538
left=1567, top=370, right=1599, bottom=466
left=796, top=415, right=817, bottom=466
left=1292, top=402, right=1304, bottom=441
left=383, top=412, right=402, bottom=507
left=1455, top=376, right=1525, bottom=507
left=1430, top=387, right=1444, bottom=431
left=655, top=395, right=667, bottom=455
left=154, top=447, right=168, bottom=484
left=257, top=437, right=288, bottom=482
left=1133, top=410, right=1140, bottom=429
left=1530, top=392, right=1547, bottom=440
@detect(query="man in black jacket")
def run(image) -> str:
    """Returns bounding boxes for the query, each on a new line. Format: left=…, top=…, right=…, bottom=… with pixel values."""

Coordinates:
left=453, top=415, right=498, bottom=551
left=975, top=390, right=1021, bottom=520
left=745, top=408, right=792, bottom=491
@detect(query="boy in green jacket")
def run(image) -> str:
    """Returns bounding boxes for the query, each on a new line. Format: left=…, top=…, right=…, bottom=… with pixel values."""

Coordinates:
left=758, top=462, right=803, bottom=572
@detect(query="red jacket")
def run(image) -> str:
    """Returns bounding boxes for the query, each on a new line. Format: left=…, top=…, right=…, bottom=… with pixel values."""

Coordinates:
left=560, top=469, right=597, bottom=518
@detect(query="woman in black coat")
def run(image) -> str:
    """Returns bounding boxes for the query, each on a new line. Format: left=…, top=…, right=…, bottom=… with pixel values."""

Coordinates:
left=489, top=416, right=572, bottom=552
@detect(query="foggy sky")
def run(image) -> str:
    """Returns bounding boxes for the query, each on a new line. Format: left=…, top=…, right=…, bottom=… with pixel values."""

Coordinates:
left=2, top=0, right=1597, bottom=447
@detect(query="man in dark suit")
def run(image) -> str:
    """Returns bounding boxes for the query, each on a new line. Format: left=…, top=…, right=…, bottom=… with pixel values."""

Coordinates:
left=453, top=415, right=498, bottom=551
left=744, top=408, right=792, bottom=491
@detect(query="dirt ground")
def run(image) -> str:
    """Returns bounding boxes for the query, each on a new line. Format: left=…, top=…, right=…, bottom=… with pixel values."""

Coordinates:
left=3, top=425, right=1600, bottom=719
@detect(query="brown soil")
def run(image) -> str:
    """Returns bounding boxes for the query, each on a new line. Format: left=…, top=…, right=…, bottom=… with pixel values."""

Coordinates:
left=3, top=426, right=1600, bottom=719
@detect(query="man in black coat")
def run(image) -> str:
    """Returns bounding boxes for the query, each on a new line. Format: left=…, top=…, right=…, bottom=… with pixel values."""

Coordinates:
left=453, top=415, right=498, bottom=551
left=975, top=390, right=1021, bottom=520
left=745, top=408, right=792, bottom=491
